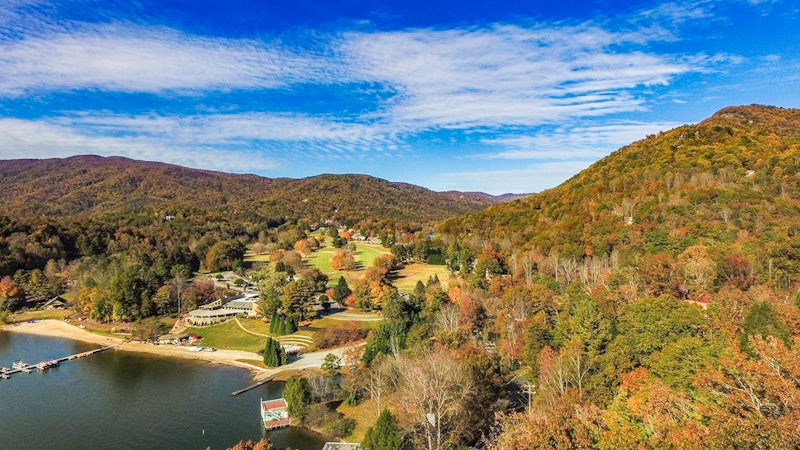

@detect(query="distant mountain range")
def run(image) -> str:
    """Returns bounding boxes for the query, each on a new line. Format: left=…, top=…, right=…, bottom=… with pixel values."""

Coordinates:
left=0, top=155, right=520, bottom=228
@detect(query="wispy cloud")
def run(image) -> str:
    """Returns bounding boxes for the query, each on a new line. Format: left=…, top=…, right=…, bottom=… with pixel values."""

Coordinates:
left=478, top=122, right=684, bottom=160
left=0, top=17, right=723, bottom=131
left=0, top=24, right=335, bottom=96
left=0, top=112, right=404, bottom=171
left=0, top=117, right=276, bottom=172
left=342, top=24, right=696, bottom=130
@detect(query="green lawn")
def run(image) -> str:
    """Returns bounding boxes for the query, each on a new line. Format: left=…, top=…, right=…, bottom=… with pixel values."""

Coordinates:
left=305, top=240, right=391, bottom=286
left=238, top=317, right=272, bottom=335
left=184, top=320, right=267, bottom=353
left=243, top=247, right=270, bottom=263
left=337, top=399, right=377, bottom=442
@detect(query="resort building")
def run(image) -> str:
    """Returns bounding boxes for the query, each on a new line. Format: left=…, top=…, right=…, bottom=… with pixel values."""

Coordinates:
left=186, top=293, right=260, bottom=325
left=185, top=308, right=240, bottom=326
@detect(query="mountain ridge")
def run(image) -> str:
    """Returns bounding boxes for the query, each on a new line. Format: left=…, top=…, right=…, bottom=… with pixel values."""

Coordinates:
left=0, top=154, right=509, bottom=229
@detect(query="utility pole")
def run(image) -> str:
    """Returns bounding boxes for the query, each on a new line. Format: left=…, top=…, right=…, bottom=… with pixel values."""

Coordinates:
left=522, top=381, right=536, bottom=414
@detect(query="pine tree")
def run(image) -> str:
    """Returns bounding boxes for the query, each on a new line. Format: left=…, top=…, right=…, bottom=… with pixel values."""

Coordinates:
left=363, top=408, right=402, bottom=450
left=333, top=276, right=352, bottom=305
left=263, top=337, right=286, bottom=367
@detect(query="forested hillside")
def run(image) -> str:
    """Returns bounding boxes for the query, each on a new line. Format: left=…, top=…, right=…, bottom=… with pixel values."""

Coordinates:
left=0, top=155, right=495, bottom=227
left=0, top=155, right=499, bottom=320
left=388, top=105, right=800, bottom=449
left=439, top=105, right=800, bottom=287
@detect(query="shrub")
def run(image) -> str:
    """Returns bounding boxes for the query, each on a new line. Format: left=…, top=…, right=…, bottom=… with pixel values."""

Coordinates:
left=325, top=416, right=356, bottom=438
left=313, top=321, right=368, bottom=349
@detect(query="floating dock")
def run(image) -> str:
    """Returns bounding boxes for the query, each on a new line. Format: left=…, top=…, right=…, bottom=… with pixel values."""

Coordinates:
left=232, top=376, right=273, bottom=396
left=0, top=344, right=118, bottom=380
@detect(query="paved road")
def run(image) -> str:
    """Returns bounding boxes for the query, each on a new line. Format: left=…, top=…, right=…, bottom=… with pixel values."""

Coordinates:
left=255, top=343, right=363, bottom=380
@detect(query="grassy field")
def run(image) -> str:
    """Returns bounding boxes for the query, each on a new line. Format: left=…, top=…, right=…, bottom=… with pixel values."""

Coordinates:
left=238, top=317, right=272, bottom=335
left=306, top=240, right=392, bottom=286
left=243, top=250, right=269, bottom=263
left=184, top=320, right=267, bottom=353
left=245, top=233, right=452, bottom=294
left=393, top=263, right=451, bottom=292
left=337, top=399, right=377, bottom=442
left=10, top=309, right=71, bottom=322
left=305, top=316, right=382, bottom=331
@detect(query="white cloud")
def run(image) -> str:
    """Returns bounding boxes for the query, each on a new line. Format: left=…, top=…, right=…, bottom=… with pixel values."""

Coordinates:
left=0, top=18, right=731, bottom=133
left=341, top=24, right=695, bottom=130
left=638, top=1, right=714, bottom=26
left=0, top=117, right=277, bottom=172
left=478, top=122, right=683, bottom=160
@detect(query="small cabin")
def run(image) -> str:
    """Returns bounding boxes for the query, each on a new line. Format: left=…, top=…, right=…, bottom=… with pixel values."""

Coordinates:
left=41, top=296, right=66, bottom=310
left=261, top=398, right=290, bottom=430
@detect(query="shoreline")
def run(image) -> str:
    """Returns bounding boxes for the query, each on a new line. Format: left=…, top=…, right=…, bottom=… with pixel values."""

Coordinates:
left=1, top=319, right=354, bottom=381
left=2, top=320, right=267, bottom=373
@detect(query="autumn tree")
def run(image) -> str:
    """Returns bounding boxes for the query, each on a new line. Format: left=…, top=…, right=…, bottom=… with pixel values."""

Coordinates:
left=204, top=239, right=246, bottom=272
left=229, top=439, right=275, bottom=450
left=293, top=238, right=312, bottom=256
left=0, top=276, right=23, bottom=310
left=331, top=248, right=357, bottom=271
left=300, top=267, right=328, bottom=292
left=699, top=336, right=800, bottom=448
left=601, top=368, right=706, bottom=449
left=739, top=301, right=791, bottom=355
left=487, top=391, right=598, bottom=450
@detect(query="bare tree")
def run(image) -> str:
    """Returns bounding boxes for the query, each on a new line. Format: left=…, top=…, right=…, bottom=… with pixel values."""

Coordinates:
left=434, top=303, right=460, bottom=341
left=398, top=349, right=474, bottom=450
left=364, top=356, right=398, bottom=416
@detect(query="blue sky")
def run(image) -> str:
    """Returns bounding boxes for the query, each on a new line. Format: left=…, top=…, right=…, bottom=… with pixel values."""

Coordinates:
left=0, top=0, right=798, bottom=194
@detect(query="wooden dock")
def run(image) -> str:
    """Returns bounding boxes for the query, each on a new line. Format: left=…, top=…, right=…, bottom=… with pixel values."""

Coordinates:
left=0, top=344, right=119, bottom=380
left=232, top=376, right=273, bottom=396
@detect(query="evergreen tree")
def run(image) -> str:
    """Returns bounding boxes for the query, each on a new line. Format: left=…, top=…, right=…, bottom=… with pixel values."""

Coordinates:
left=363, top=408, right=402, bottom=450
left=284, top=376, right=310, bottom=420
left=263, top=337, right=286, bottom=367
left=333, top=276, right=352, bottom=305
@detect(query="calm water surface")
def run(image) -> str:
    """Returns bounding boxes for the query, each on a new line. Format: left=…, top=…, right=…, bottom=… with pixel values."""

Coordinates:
left=0, top=331, right=328, bottom=450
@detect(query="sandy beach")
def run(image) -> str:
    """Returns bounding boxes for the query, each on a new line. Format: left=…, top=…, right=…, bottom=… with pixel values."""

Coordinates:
left=2, top=319, right=352, bottom=379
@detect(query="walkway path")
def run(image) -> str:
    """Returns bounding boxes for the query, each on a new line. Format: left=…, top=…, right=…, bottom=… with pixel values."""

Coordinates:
left=234, top=318, right=313, bottom=348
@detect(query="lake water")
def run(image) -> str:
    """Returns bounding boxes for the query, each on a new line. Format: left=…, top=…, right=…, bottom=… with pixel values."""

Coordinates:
left=0, top=331, right=328, bottom=450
